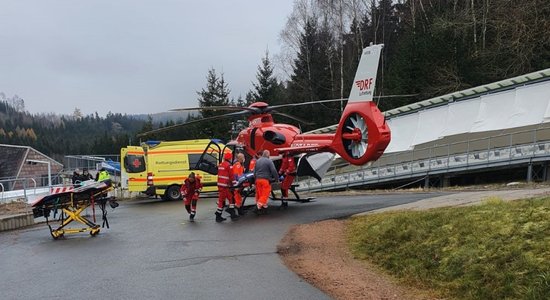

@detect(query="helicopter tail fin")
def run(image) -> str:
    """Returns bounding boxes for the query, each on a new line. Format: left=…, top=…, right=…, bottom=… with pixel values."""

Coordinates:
left=348, top=44, right=384, bottom=103
left=330, top=44, right=391, bottom=165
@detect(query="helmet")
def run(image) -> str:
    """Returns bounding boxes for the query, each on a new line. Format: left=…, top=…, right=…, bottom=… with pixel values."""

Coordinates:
left=224, top=152, right=232, bottom=161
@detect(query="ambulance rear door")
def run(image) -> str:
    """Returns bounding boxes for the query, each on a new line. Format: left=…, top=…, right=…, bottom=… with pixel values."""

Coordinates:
left=121, top=146, right=147, bottom=192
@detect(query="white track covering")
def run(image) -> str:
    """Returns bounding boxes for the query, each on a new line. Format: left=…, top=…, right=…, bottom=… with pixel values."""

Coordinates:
left=385, top=80, right=550, bottom=153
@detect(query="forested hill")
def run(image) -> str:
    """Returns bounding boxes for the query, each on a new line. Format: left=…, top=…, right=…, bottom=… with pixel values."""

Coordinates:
left=0, top=97, right=146, bottom=160
left=3, top=0, right=550, bottom=157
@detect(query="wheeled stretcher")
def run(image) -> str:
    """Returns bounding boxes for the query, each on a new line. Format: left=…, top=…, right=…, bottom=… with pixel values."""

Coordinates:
left=31, top=180, right=118, bottom=239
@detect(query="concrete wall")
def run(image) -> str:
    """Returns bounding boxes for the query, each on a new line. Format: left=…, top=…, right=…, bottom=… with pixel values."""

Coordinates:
left=0, top=213, right=34, bottom=232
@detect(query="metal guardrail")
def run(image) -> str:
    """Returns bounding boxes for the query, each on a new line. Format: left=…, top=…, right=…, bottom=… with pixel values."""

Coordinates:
left=1, top=154, right=121, bottom=204
left=64, top=155, right=120, bottom=173
left=1, top=174, right=124, bottom=204
left=0, top=174, right=65, bottom=203
left=298, top=126, right=550, bottom=192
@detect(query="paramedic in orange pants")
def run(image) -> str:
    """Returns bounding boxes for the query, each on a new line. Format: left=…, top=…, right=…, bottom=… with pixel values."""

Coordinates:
left=279, top=152, right=296, bottom=205
left=232, top=153, right=245, bottom=214
left=216, top=152, right=238, bottom=222
left=248, top=154, right=257, bottom=172
left=180, top=172, right=202, bottom=221
left=253, top=150, right=279, bottom=214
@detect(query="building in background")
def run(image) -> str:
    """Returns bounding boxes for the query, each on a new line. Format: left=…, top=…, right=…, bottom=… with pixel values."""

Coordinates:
left=0, top=144, right=63, bottom=191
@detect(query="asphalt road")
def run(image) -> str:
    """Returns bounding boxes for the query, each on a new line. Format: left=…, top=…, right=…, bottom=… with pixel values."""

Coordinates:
left=0, top=192, right=443, bottom=299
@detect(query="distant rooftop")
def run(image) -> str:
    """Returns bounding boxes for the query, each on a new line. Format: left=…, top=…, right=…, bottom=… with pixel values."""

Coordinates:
left=0, top=144, right=63, bottom=166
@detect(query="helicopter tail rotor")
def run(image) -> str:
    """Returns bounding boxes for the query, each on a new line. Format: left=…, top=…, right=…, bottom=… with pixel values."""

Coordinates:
left=330, top=101, right=390, bottom=165
left=342, top=113, right=369, bottom=159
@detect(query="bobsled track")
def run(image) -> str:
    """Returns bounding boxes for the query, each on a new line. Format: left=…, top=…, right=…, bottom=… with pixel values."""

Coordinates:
left=299, top=68, right=550, bottom=192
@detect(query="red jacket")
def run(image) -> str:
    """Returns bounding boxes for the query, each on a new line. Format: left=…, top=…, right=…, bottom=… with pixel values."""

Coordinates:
left=279, top=156, right=296, bottom=176
left=233, top=161, right=244, bottom=180
left=217, top=160, right=233, bottom=187
left=248, top=158, right=256, bottom=172
left=181, top=177, right=202, bottom=196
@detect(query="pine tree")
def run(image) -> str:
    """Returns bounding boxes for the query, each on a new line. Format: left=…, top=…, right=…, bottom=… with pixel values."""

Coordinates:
left=235, top=95, right=246, bottom=107
left=196, top=68, right=232, bottom=139
left=137, top=115, right=154, bottom=141
left=286, top=19, right=339, bottom=129
left=248, top=50, right=282, bottom=105
left=73, top=108, right=83, bottom=119
left=288, top=20, right=319, bottom=103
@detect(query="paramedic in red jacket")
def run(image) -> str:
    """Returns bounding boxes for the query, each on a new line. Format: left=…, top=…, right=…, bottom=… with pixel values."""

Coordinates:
left=232, top=153, right=245, bottom=213
left=216, top=152, right=238, bottom=222
left=279, top=152, right=297, bottom=205
left=180, top=172, right=202, bottom=221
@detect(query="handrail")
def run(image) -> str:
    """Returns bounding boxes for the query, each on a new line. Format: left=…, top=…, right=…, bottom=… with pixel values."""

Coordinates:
left=0, top=175, right=63, bottom=203
left=28, top=178, right=37, bottom=195
left=298, top=139, right=550, bottom=192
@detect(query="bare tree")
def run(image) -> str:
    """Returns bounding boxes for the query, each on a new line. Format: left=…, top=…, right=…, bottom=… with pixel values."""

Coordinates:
left=278, top=0, right=316, bottom=79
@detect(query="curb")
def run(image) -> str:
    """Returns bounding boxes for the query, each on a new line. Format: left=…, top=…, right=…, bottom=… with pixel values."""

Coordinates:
left=0, top=213, right=35, bottom=232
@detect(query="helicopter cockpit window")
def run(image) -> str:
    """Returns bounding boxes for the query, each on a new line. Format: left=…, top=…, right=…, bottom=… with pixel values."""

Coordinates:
left=263, top=130, right=286, bottom=145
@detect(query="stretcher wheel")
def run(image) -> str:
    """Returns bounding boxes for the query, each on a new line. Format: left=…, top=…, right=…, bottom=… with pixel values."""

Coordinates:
left=51, top=230, right=64, bottom=240
left=90, top=228, right=100, bottom=236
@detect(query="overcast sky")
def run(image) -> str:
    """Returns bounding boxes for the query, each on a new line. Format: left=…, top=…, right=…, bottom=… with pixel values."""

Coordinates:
left=0, top=0, right=295, bottom=116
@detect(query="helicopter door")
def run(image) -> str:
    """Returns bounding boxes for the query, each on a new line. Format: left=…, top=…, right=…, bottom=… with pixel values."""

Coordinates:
left=191, top=140, right=223, bottom=175
left=221, top=144, right=236, bottom=162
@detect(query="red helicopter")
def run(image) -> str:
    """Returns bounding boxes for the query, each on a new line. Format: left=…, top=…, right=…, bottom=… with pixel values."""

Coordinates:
left=140, top=44, right=391, bottom=182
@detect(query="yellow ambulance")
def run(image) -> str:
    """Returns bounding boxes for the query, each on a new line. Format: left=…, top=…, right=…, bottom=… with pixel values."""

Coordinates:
left=120, top=139, right=225, bottom=200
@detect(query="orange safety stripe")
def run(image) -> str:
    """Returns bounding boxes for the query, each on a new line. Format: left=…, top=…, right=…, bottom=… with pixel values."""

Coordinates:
left=147, top=150, right=209, bottom=155
left=127, top=151, right=145, bottom=155
left=151, top=176, right=189, bottom=181
left=127, top=148, right=227, bottom=155
left=128, top=178, right=147, bottom=182
left=129, top=176, right=190, bottom=182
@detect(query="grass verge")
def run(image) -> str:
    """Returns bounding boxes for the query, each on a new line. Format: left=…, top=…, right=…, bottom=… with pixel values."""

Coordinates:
left=347, top=197, right=550, bottom=299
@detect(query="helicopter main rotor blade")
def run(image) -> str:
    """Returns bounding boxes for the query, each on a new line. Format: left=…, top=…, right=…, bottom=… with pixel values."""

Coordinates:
left=170, top=106, right=259, bottom=113
left=136, top=111, right=247, bottom=137
left=268, top=98, right=348, bottom=110
left=272, top=111, right=315, bottom=125
left=268, top=94, right=419, bottom=110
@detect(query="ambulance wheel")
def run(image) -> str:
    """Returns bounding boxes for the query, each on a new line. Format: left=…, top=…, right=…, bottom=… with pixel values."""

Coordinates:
left=165, top=185, right=181, bottom=201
